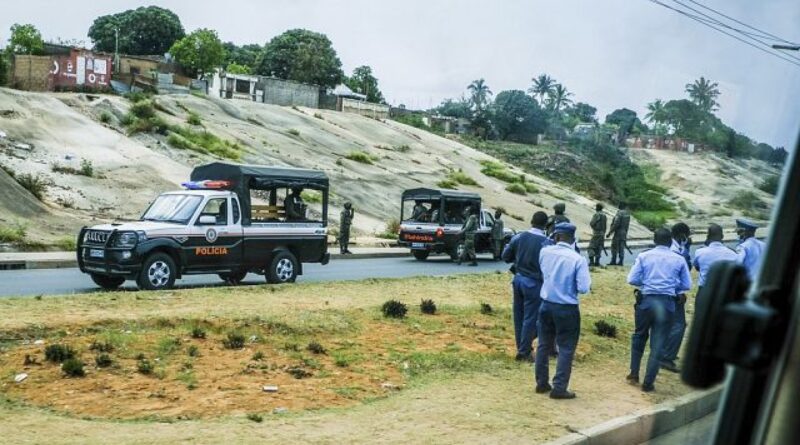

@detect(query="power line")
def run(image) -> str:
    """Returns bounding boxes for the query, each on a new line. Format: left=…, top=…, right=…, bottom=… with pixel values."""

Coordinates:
left=647, top=0, right=800, bottom=68
left=670, top=0, right=800, bottom=64
left=684, top=0, right=797, bottom=45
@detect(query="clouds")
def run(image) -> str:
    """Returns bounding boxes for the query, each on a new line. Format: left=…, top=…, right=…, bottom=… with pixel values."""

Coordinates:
left=1, top=0, right=798, bottom=147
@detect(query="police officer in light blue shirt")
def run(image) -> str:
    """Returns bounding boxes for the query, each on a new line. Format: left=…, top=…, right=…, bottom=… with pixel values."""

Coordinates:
left=662, top=222, right=693, bottom=372
left=693, top=223, right=738, bottom=288
left=534, top=222, right=591, bottom=400
left=627, top=228, right=691, bottom=392
left=735, top=218, right=766, bottom=282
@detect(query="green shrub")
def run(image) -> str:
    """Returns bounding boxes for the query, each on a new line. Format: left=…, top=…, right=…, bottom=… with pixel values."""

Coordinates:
left=524, top=183, right=538, bottom=193
left=381, top=300, right=408, bottom=319
left=480, top=303, right=493, bottom=315
left=187, top=112, right=202, bottom=126
left=758, top=175, right=780, bottom=195
left=119, top=113, right=135, bottom=126
left=45, top=344, right=76, bottom=363
left=223, top=332, right=246, bottom=350
left=505, top=183, right=527, bottom=195
left=128, top=115, right=169, bottom=135
left=137, top=358, right=153, bottom=375
left=594, top=320, right=617, bottom=338
left=633, top=211, right=668, bottom=231
left=394, top=144, right=411, bottom=153
left=300, top=190, right=322, bottom=203
left=187, top=345, right=200, bottom=357
left=446, top=169, right=479, bottom=186
left=287, top=128, right=300, bottom=137
left=480, top=160, right=520, bottom=183
left=307, top=341, right=327, bottom=355
left=167, top=126, right=241, bottom=160
left=378, top=218, right=401, bottom=240
left=16, top=173, right=48, bottom=200
left=0, top=224, right=26, bottom=243
left=729, top=191, right=766, bottom=211
left=437, top=179, right=458, bottom=190
left=287, top=366, right=312, bottom=379
left=130, top=100, right=156, bottom=119
left=55, top=236, right=77, bottom=251
left=420, top=299, right=437, bottom=315
left=247, top=413, right=263, bottom=423
left=190, top=327, right=206, bottom=339
left=99, top=111, right=112, bottom=124
left=61, top=358, right=85, bottom=377
left=89, top=341, right=114, bottom=353
left=345, top=151, right=377, bottom=165
left=124, top=91, right=152, bottom=103
left=95, top=353, right=113, bottom=368
left=251, top=351, right=264, bottom=361
left=79, top=159, right=94, bottom=177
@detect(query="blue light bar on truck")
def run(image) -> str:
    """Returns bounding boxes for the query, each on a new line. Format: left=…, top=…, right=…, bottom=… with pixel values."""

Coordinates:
left=181, top=180, right=233, bottom=190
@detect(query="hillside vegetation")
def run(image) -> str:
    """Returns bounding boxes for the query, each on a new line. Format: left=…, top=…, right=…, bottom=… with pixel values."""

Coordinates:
left=0, top=88, right=655, bottom=248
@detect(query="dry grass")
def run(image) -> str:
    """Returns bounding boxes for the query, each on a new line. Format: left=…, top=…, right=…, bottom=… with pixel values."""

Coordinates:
left=0, top=271, right=700, bottom=444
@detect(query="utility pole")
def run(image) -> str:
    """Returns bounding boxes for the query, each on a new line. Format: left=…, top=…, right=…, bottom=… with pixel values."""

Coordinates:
left=114, top=27, right=120, bottom=73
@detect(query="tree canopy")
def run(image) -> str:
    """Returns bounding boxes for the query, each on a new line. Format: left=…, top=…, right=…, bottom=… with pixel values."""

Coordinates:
left=223, top=42, right=262, bottom=73
left=685, top=76, right=720, bottom=113
left=8, top=23, right=44, bottom=55
left=491, top=90, right=546, bottom=143
left=255, top=29, right=343, bottom=88
left=345, top=65, right=385, bottom=103
left=169, top=29, right=225, bottom=79
left=88, top=6, right=185, bottom=55
left=434, top=97, right=473, bottom=119
left=605, top=108, right=644, bottom=140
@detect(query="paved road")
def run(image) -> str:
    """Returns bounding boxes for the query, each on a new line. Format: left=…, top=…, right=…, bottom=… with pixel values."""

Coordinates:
left=0, top=242, right=732, bottom=298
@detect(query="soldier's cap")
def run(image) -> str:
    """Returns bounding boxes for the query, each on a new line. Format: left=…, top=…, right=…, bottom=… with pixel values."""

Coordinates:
left=553, top=222, right=576, bottom=236
left=344, top=201, right=352, bottom=207
left=736, top=218, right=759, bottom=230
left=554, top=202, right=566, bottom=212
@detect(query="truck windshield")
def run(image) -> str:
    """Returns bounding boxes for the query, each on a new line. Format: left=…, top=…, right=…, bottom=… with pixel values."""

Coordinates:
left=141, top=194, right=203, bottom=224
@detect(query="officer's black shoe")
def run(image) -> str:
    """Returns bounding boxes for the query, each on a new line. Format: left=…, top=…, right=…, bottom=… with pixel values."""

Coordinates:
left=535, top=383, right=553, bottom=394
left=626, top=373, right=639, bottom=384
left=515, top=353, right=534, bottom=363
left=641, top=384, right=656, bottom=393
left=660, top=361, right=679, bottom=373
left=549, top=390, right=576, bottom=399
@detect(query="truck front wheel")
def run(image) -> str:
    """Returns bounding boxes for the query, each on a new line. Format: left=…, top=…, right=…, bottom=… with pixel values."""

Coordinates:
left=412, top=250, right=430, bottom=261
left=137, top=253, right=177, bottom=291
left=266, top=251, right=298, bottom=284
left=91, top=274, right=125, bottom=290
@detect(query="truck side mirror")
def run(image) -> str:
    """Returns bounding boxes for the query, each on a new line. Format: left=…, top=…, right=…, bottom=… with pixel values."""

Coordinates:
left=197, top=215, right=217, bottom=225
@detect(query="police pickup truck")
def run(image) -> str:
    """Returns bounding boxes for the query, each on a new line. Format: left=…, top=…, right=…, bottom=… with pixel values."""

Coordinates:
left=397, top=188, right=513, bottom=261
left=77, top=163, right=330, bottom=290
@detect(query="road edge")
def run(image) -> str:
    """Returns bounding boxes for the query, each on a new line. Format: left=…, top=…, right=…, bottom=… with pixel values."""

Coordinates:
left=543, top=386, right=722, bottom=445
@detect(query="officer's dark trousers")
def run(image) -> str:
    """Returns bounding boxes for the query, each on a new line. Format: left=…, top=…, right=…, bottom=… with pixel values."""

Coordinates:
left=339, top=225, right=350, bottom=252
left=535, top=301, right=580, bottom=392
left=630, top=295, right=674, bottom=387
left=512, top=275, right=542, bottom=357
left=661, top=299, right=686, bottom=363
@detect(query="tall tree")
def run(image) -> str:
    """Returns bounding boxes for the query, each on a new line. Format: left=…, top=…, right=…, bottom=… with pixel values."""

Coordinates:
left=685, top=76, right=721, bottom=113
left=222, top=42, right=262, bottom=72
left=546, top=84, right=573, bottom=113
left=169, top=29, right=225, bottom=79
left=645, top=99, right=667, bottom=134
left=435, top=96, right=473, bottom=119
left=605, top=108, right=643, bottom=142
left=345, top=65, right=384, bottom=103
left=528, top=74, right=556, bottom=103
left=8, top=23, right=44, bottom=55
left=88, top=6, right=185, bottom=55
left=255, top=29, right=343, bottom=89
left=467, top=78, right=492, bottom=110
left=567, top=102, right=597, bottom=123
left=491, top=90, right=546, bottom=143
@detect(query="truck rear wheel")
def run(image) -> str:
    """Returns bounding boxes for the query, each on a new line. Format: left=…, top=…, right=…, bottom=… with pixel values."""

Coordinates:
left=137, top=253, right=177, bottom=291
left=266, top=251, right=298, bottom=284
left=219, top=270, right=248, bottom=285
left=91, top=274, right=125, bottom=290
left=412, top=250, right=430, bottom=261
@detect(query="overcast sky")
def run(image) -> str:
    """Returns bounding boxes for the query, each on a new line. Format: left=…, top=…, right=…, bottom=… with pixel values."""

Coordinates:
left=2, top=0, right=799, bottom=148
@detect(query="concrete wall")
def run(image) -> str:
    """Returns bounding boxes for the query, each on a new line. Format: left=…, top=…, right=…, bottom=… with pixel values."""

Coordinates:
left=258, top=77, right=319, bottom=108
left=341, top=98, right=390, bottom=120
left=12, top=56, right=52, bottom=91
left=119, top=57, right=159, bottom=76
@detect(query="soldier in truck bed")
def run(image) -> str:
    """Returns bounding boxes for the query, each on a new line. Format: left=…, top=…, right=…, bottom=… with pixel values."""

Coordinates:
left=545, top=203, right=570, bottom=237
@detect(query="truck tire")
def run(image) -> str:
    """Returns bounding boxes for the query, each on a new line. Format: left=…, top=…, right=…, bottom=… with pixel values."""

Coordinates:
left=137, top=253, right=177, bottom=291
left=412, top=250, right=430, bottom=261
left=91, top=274, right=125, bottom=290
left=266, top=251, right=298, bottom=284
left=219, top=270, right=248, bottom=285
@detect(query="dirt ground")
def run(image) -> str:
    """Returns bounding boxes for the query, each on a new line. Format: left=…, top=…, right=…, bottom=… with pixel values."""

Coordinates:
left=0, top=270, right=699, bottom=444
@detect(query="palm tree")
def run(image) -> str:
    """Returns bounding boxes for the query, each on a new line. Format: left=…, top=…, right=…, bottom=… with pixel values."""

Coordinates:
left=528, top=74, right=556, bottom=103
left=546, top=84, right=573, bottom=114
left=467, top=78, right=492, bottom=110
left=685, top=77, right=720, bottom=113
left=645, top=99, right=667, bottom=135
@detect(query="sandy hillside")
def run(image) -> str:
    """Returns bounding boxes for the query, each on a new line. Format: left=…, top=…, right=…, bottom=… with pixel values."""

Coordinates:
left=629, top=148, right=779, bottom=231
left=1, top=87, right=652, bottom=245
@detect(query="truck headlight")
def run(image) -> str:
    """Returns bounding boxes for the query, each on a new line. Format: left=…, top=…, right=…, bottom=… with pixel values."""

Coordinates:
left=114, top=232, right=140, bottom=248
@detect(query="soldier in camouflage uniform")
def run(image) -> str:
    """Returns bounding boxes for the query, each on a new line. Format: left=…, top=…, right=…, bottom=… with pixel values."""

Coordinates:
left=491, top=209, right=505, bottom=260
left=588, top=203, right=607, bottom=266
left=339, top=202, right=354, bottom=254
left=606, top=203, right=631, bottom=266
left=545, top=203, right=570, bottom=237
left=458, top=206, right=479, bottom=266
